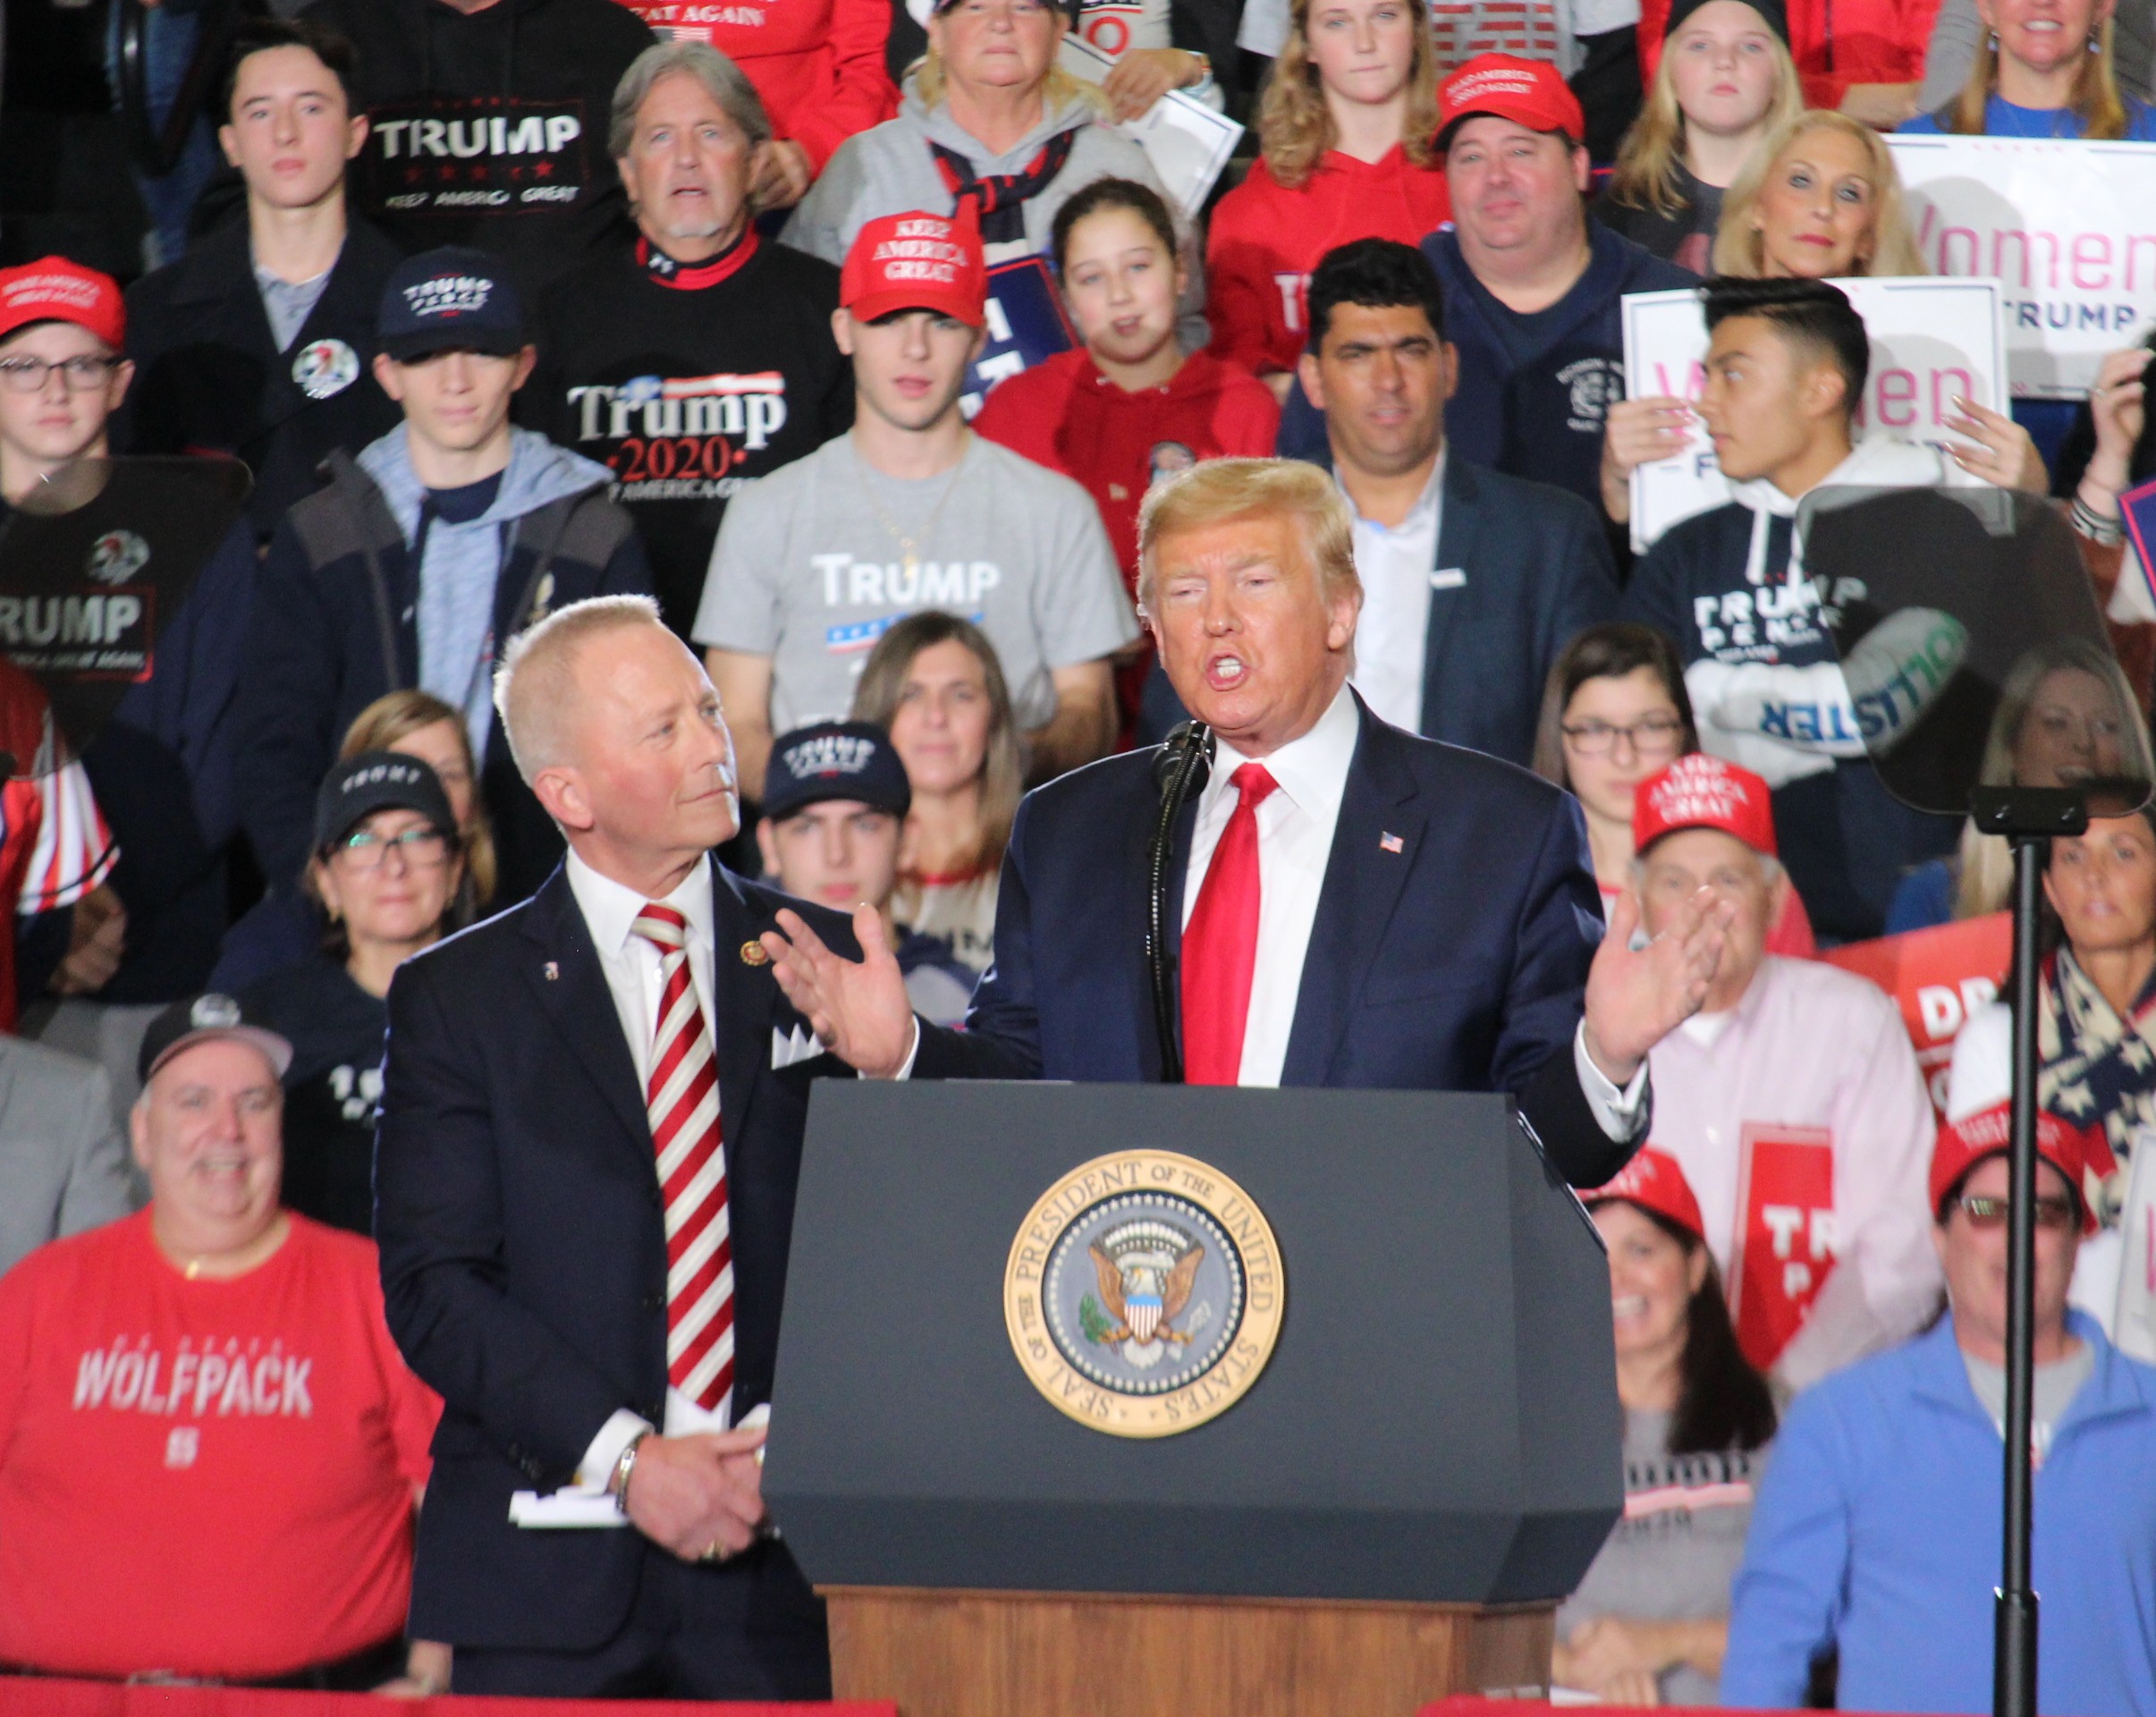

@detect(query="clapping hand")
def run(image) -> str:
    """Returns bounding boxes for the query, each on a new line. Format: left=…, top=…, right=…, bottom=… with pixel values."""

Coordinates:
left=1581, top=884, right=1733, bottom=1086
left=1944, top=395, right=2048, bottom=495
left=762, top=905, right=917, bottom=1078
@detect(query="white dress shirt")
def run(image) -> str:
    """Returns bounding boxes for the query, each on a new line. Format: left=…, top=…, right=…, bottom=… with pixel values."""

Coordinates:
left=1343, top=454, right=1446, bottom=733
left=567, top=848, right=733, bottom=1488
left=1182, top=685, right=1645, bottom=1135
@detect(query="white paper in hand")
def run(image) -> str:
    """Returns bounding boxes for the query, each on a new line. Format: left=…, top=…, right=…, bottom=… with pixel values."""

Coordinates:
left=1056, top=37, right=1242, bottom=219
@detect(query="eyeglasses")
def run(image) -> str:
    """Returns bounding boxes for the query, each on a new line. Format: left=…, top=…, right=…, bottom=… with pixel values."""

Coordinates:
left=1957, top=1194, right=2077, bottom=1232
left=329, top=827, right=452, bottom=872
left=1560, top=715, right=1687, bottom=758
left=0, top=355, right=123, bottom=393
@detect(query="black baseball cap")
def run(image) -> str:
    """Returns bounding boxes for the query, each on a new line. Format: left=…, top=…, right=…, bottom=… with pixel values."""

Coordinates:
left=316, top=750, right=458, bottom=853
left=377, top=246, right=528, bottom=362
left=763, top=722, right=912, bottom=822
left=138, top=992, right=294, bottom=1085
left=1663, top=0, right=1789, bottom=43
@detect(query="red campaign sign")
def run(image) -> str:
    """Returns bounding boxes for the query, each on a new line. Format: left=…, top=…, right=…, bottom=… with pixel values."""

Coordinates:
left=1728, top=1125, right=1838, bottom=1374
left=1820, top=912, right=2011, bottom=1121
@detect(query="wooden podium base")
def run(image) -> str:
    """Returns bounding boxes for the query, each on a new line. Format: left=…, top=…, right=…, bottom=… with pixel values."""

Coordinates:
left=824, top=1586, right=1553, bottom=1717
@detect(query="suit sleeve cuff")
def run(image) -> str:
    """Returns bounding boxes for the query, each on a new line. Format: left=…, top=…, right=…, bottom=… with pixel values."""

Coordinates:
left=575, top=1408, right=655, bottom=1491
left=1575, top=1021, right=1650, bottom=1142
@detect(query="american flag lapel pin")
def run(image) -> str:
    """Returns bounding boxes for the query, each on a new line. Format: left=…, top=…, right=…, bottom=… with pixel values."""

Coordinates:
left=1380, top=832, right=1405, bottom=855
left=544, top=960, right=560, bottom=981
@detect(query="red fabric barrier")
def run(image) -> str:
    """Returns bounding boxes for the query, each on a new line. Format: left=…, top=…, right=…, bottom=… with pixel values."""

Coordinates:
left=0, top=1686, right=894, bottom=1717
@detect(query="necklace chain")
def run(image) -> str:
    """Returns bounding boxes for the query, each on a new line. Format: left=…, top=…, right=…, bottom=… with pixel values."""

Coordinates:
left=860, top=444, right=968, bottom=567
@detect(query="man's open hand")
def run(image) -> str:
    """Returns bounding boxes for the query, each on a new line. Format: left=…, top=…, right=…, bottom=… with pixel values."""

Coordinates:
left=1582, top=884, right=1733, bottom=1085
left=620, top=1428, right=767, bottom=1563
left=762, top=905, right=917, bottom=1078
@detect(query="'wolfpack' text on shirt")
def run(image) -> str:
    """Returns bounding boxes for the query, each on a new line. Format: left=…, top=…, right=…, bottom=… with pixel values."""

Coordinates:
left=73, top=1336, right=314, bottom=1419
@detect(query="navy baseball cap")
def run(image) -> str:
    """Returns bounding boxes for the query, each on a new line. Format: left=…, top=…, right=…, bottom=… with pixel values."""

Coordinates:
left=316, top=749, right=458, bottom=852
left=763, top=722, right=912, bottom=822
left=139, top=993, right=293, bottom=1085
left=377, top=247, right=528, bottom=362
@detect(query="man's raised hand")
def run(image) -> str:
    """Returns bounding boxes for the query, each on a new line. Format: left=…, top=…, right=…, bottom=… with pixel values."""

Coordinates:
left=1581, top=884, right=1734, bottom=1086
left=762, top=904, right=917, bottom=1078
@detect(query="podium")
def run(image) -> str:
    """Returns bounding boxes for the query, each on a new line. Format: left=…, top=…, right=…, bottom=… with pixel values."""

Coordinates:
left=765, top=1083, right=1621, bottom=1717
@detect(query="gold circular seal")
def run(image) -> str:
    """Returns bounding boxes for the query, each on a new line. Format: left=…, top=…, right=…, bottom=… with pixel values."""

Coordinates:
left=1003, top=1150, right=1285, bottom=1438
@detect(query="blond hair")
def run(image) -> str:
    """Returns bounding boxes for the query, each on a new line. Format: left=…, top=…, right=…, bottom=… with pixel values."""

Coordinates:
left=1712, top=108, right=1927, bottom=277
left=1137, top=457, right=1362, bottom=614
left=1946, top=15, right=2126, bottom=138
left=1607, top=16, right=1802, bottom=219
left=341, top=689, right=498, bottom=909
left=1255, top=0, right=1442, bottom=189
left=494, top=595, right=669, bottom=784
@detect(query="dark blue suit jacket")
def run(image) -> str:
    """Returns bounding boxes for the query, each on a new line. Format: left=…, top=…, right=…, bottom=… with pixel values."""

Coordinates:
left=914, top=696, right=1637, bottom=1187
left=375, top=858, right=854, bottom=1662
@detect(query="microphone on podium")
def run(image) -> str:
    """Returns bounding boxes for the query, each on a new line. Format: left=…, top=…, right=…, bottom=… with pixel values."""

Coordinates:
left=1147, top=721, right=1214, bottom=1084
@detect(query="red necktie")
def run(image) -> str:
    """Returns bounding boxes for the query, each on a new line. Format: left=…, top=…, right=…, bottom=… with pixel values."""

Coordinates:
left=1180, top=764, right=1279, bottom=1087
left=633, top=905, right=735, bottom=1421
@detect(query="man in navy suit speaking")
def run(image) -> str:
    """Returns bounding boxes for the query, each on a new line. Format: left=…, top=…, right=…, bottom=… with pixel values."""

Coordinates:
left=764, top=457, right=1732, bottom=1187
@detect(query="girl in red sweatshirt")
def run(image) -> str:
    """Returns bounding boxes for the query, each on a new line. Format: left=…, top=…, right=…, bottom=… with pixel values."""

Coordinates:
left=1204, top=0, right=1453, bottom=391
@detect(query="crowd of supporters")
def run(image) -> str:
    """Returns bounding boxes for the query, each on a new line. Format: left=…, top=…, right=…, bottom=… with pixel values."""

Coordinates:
left=2, top=0, right=2156, bottom=1702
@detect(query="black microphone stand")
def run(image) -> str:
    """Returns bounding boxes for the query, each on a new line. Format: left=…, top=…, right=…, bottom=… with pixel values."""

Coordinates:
left=1146, top=723, right=1213, bottom=1084
left=1970, top=785, right=2090, bottom=1717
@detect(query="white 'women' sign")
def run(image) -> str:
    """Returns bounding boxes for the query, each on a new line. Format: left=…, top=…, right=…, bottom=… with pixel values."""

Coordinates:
left=1620, top=277, right=2008, bottom=550
left=1889, top=134, right=2156, bottom=399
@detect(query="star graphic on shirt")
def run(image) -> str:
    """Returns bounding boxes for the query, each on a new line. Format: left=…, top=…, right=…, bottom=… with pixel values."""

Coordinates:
left=535, top=159, right=556, bottom=177
left=2056, top=1080, right=2098, bottom=1118
left=2122, top=1038, right=2153, bottom=1073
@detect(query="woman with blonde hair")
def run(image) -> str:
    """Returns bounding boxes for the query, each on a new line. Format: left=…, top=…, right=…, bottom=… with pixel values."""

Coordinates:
left=1203, top=0, right=1450, bottom=396
left=1596, top=0, right=1802, bottom=270
left=850, top=611, right=1023, bottom=975
left=1903, top=0, right=2154, bottom=137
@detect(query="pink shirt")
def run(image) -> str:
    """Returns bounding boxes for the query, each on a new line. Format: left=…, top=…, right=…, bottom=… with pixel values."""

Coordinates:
left=1646, top=955, right=1940, bottom=1393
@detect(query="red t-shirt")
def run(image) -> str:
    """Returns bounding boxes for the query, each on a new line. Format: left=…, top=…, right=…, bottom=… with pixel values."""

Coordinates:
left=973, top=348, right=1281, bottom=590
left=0, top=1212, right=440, bottom=1679
left=1204, top=148, right=1453, bottom=379
left=613, top=0, right=897, bottom=173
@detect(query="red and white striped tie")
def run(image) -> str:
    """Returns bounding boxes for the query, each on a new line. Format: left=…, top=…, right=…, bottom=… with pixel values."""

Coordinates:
left=633, top=905, right=734, bottom=1422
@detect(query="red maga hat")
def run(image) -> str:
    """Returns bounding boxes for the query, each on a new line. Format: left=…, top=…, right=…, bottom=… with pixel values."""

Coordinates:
left=841, top=209, right=987, bottom=328
left=1586, top=1147, right=1706, bottom=1247
left=1437, top=54, right=1586, bottom=148
left=1930, top=1102, right=2114, bottom=1234
left=0, top=257, right=124, bottom=350
left=1634, top=752, right=1778, bottom=858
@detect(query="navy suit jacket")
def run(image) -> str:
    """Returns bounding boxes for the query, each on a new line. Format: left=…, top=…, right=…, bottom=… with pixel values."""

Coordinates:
left=375, top=858, right=855, bottom=1657
left=914, top=696, right=1638, bottom=1188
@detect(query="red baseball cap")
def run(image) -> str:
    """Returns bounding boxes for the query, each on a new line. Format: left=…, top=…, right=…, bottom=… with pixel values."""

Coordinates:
left=1437, top=54, right=1586, bottom=148
left=1930, top=1103, right=2115, bottom=1234
left=841, top=209, right=987, bottom=328
left=1634, top=753, right=1778, bottom=859
left=0, top=257, right=124, bottom=350
left=1585, top=1147, right=1706, bottom=1247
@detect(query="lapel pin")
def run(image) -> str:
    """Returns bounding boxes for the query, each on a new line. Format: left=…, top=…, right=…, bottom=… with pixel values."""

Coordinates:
left=543, top=960, right=559, bottom=981
left=1380, top=832, right=1405, bottom=855
left=741, top=940, right=771, bottom=967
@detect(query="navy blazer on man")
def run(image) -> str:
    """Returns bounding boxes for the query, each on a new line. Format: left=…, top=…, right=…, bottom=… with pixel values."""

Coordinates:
left=913, top=696, right=1636, bottom=1188
left=376, top=858, right=855, bottom=1676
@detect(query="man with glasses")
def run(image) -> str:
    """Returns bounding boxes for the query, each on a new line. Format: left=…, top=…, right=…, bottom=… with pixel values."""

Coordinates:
left=236, top=247, right=653, bottom=914
left=1287, top=238, right=1615, bottom=768
left=0, top=258, right=257, bottom=1093
left=1632, top=751, right=1939, bottom=1396
left=1723, top=1103, right=2156, bottom=1714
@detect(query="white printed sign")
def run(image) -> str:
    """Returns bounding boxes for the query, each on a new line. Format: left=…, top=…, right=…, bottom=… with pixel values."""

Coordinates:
left=1621, top=277, right=2008, bottom=550
left=1056, top=37, right=1243, bottom=220
left=1889, top=133, right=2156, bottom=399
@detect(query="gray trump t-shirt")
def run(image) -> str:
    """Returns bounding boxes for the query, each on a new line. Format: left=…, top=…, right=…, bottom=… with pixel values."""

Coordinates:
left=692, top=431, right=1136, bottom=734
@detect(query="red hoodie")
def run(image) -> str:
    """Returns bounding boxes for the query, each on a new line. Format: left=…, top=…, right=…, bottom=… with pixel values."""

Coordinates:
left=973, top=348, right=1281, bottom=588
left=616, top=0, right=898, bottom=173
left=1204, top=146, right=1452, bottom=379
left=1637, top=0, right=1942, bottom=107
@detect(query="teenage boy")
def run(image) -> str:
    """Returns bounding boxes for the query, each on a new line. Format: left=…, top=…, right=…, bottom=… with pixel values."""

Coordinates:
left=694, top=209, right=1133, bottom=800
left=0, top=258, right=255, bottom=1051
left=237, top=247, right=652, bottom=909
left=531, top=40, right=852, bottom=639
left=123, top=18, right=403, bottom=543
left=1623, top=275, right=2003, bottom=942
left=757, top=721, right=976, bottom=1025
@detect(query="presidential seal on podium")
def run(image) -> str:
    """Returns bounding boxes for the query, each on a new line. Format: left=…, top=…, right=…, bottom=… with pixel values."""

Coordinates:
left=1003, top=1149, right=1284, bottom=1437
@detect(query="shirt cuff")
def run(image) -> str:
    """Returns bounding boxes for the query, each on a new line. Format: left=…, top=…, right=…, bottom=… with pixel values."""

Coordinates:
left=1575, top=1020, right=1650, bottom=1143
left=575, top=1408, right=655, bottom=1492
left=890, top=1016, right=922, bottom=1081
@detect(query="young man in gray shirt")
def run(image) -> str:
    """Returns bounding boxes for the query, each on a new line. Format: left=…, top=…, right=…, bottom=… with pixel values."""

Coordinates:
left=695, top=208, right=1133, bottom=800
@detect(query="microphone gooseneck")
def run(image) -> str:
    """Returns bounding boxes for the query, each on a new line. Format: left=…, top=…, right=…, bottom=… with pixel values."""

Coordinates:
left=1146, top=722, right=1213, bottom=1085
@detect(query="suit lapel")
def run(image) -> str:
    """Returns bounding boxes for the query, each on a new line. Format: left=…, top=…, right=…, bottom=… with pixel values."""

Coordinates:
left=707, top=866, right=769, bottom=1154
left=517, top=867, right=650, bottom=1156
left=1419, top=458, right=1481, bottom=738
left=1279, top=701, right=1426, bottom=1086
